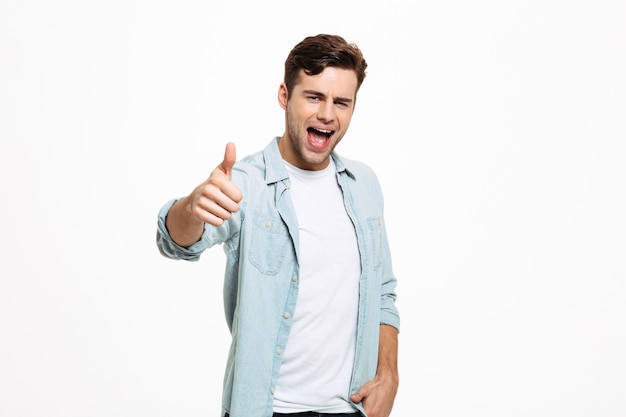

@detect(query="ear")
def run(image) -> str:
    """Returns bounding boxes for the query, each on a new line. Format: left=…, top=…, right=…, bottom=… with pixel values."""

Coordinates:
left=278, top=83, right=288, bottom=110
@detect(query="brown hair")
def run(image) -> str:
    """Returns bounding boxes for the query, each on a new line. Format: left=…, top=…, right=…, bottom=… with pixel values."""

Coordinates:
left=283, top=34, right=368, bottom=96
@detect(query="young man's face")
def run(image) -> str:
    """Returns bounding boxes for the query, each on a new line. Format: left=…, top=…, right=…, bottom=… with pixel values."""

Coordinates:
left=278, top=67, right=358, bottom=171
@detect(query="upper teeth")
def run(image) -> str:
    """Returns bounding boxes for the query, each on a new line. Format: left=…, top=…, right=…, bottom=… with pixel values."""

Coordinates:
left=314, top=128, right=332, bottom=134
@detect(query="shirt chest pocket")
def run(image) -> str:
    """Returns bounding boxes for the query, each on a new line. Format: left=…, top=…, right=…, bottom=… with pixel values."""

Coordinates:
left=249, top=210, right=292, bottom=275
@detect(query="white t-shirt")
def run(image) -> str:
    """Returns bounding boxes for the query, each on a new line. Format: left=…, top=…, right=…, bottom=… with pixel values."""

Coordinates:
left=273, top=159, right=361, bottom=413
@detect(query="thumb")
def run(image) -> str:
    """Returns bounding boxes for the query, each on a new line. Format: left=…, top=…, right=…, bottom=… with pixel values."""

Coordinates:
left=219, top=142, right=237, bottom=177
left=350, top=380, right=373, bottom=404
left=350, top=390, right=364, bottom=404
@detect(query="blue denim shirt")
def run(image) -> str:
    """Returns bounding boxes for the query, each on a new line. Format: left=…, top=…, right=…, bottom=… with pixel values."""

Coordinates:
left=156, top=138, right=400, bottom=417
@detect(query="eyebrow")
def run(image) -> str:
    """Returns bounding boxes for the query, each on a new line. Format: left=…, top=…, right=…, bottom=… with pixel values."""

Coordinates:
left=302, top=89, right=354, bottom=104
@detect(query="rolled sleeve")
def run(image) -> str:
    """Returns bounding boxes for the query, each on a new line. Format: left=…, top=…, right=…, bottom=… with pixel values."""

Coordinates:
left=156, top=198, right=210, bottom=261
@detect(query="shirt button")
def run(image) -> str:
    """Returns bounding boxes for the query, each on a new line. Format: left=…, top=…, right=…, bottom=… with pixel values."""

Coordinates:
left=271, top=387, right=275, bottom=395
left=276, top=348, right=283, bottom=355
left=283, top=312, right=290, bottom=319
left=292, top=275, right=298, bottom=282
left=265, top=221, right=272, bottom=228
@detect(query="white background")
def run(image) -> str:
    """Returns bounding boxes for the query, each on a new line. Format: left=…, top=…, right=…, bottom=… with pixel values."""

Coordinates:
left=1, top=1, right=625, bottom=416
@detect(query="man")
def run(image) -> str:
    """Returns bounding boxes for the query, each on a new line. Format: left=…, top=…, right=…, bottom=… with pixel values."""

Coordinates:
left=156, top=34, right=400, bottom=417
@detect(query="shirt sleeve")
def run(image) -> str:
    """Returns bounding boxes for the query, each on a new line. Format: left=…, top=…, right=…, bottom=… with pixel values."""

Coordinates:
left=155, top=198, right=210, bottom=261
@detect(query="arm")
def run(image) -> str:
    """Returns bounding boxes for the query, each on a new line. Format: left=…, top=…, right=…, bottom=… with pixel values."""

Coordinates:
left=166, top=142, right=243, bottom=247
left=350, top=323, right=399, bottom=417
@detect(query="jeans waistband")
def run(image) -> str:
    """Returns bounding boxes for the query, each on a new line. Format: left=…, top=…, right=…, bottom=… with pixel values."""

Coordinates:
left=273, top=413, right=362, bottom=417
left=224, top=413, right=361, bottom=417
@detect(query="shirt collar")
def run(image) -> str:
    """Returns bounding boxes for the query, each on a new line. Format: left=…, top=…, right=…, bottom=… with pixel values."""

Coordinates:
left=262, top=136, right=355, bottom=184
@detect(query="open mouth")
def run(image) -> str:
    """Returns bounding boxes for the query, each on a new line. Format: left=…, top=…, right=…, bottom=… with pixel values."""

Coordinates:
left=307, top=127, right=334, bottom=148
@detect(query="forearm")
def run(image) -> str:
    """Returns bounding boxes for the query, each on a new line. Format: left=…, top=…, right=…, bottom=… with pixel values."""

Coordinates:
left=165, top=197, right=205, bottom=247
left=377, top=324, right=399, bottom=388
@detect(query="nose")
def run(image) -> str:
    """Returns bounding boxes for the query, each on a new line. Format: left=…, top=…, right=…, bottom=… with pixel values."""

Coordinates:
left=316, top=101, right=334, bottom=123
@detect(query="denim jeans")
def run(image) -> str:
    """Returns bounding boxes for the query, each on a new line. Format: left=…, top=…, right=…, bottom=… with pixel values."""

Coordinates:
left=224, top=413, right=362, bottom=417
left=273, top=413, right=362, bottom=417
